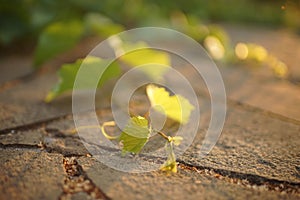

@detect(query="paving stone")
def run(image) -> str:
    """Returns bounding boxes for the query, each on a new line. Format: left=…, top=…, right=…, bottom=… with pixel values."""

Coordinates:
left=180, top=102, right=300, bottom=183
left=43, top=132, right=89, bottom=156
left=0, top=55, right=33, bottom=84
left=221, top=66, right=300, bottom=122
left=0, top=149, right=64, bottom=200
left=78, top=157, right=299, bottom=200
left=0, top=129, right=43, bottom=146
left=0, top=125, right=89, bottom=157
left=0, top=72, right=112, bottom=131
left=2, top=92, right=297, bottom=184
left=0, top=37, right=110, bottom=131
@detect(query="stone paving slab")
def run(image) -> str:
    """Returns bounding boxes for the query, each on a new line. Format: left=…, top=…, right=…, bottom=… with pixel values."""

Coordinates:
left=2, top=96, right=299, bottom=183
left=78, top=157, right=299, bottom=200
left=0, top=55, right=33, bottom=84
left=221, top=66, right=300, bottom=122
left=180, top=101, right=300, bottom=183
left=0, top=149, right=64, bottom=200
left=178, top=62, right=300, bottom=122
left=0, top=97, right=299, bottom=193
left=0, top=72, right=113, bottom=131
left=0, top=25, right=300, bottom=199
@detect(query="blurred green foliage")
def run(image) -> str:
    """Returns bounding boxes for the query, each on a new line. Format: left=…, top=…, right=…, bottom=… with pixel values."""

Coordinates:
left=0, top=0, right=298, bottom=80
left=1, top=0, right=299, bottom=47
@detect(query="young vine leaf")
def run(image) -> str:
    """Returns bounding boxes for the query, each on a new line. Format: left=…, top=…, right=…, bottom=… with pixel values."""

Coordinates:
left=34, top=20, right=84, bottom=68
left=109, top=39, right=171, bottom=81
left=146, top=84, right=194, bottom=124
left=168, top=136, right=183, bottom=146
left=45, top=56, right=120, bottom=102
left=119, top=116, right=150, bottom=154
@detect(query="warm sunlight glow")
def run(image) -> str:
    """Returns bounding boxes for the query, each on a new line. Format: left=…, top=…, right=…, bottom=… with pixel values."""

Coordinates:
left=204, top=36, right=225, bottom=60
left=235, top=43, right=248, bottom=60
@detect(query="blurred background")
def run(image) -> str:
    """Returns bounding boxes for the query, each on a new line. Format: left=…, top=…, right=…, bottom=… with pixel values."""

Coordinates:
left=0, top=0, right=300, bottom=83
left=1, top=0, right=299, bottom=48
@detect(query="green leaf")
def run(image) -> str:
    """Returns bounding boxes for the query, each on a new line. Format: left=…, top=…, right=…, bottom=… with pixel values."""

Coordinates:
left=114, top=41, right=171, bottom=81
left=84, top=13, right=124, bottom=38
left=119, top=116, right=150, bottom=154
left=34, top=20, right=84, bottom=68
left=146, top=84, right=194, bottom=124
left=45, top=56, right=121, bottom=102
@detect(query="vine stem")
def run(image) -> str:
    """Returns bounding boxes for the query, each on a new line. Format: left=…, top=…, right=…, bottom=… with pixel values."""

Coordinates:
left=65, top=121, right=118, bottom=140
left=156, top=130, right=171, bottom=142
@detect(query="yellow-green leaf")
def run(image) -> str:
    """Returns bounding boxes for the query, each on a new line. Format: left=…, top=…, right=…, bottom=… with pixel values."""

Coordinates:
left=146, top=84, right=194, bottom=124
left=119, top=42, right=171, bottom=81
left=169, top=136, right=183, bottom=146
left=119, top=116, right=150, bottom=154
left=45, top=56, right=120, bottom=102
left=34, top=20, right=84, bottom=68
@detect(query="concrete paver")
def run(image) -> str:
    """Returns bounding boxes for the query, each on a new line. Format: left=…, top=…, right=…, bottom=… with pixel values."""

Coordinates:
left=0, top=24, right=299, bottom=199
left=0, top=149, right=64, bottom=200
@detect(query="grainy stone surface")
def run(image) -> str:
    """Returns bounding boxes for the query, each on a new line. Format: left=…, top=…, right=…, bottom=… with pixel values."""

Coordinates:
left=180, top=102, right=300, bottom=183
left=0, top=149, right=64, bottom=200
left=0, top=129, right=43, bottom=146
left=78, top=157, right=299, bottom=200
left=0, top=55, right=33, bottom=84
left=0, top=72, right=113, bottom=131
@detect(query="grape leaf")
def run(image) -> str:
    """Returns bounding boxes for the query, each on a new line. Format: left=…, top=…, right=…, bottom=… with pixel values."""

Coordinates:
left=146, top=84, right=194, bottom=124
left=45, top=56, right=120, bottom=102
left=34, top=20, right=84, bottom=68
left=110, top=40, right=171, bottom=81
left=119, top=116, right=150, bottom=154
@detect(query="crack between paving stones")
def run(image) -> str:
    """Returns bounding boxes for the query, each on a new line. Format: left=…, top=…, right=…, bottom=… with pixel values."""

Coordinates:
left=59, top=156, right=111, bottom=200
left=0, top=106, right=112, bottom=135
left=1, top=88, right=299, bottom=135
left=0, top=115, right=72, bottom=135
left=178, top=159, right=300, bottom=195
left=0, top=141, right=87, bottom=158
left=0, top=142, right=41, bottom=150
left=1, top=140, right=299, bottom=195
left=1, top=97, right=299, bottom=136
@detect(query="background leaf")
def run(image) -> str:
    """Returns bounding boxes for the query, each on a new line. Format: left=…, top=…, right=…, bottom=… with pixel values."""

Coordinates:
left=45, top=56, right=121, bottom=102
left=119, top=116, right=150, bottom=154
left=117, top=41, right=171, bottom=81
left=33, top=20, right=84, bottom=67
left=146, top=84, right=194, bottom=124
